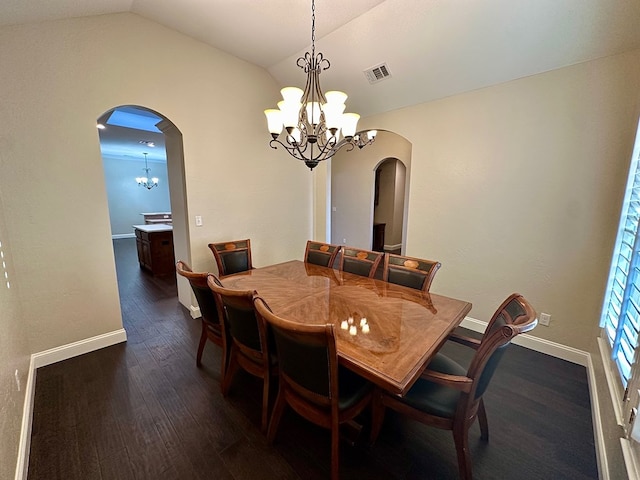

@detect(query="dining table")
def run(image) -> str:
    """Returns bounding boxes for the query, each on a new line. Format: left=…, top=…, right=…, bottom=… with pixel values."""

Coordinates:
left=222, top=260, right=472, bottom=396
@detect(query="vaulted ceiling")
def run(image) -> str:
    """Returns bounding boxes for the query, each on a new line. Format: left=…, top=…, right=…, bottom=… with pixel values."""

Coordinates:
left=5, top=1, right=640, bottom=162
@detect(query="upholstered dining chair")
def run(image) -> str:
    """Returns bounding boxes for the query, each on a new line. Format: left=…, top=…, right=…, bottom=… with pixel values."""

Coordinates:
left=208, top=239, right=253, bottom=277
left=369, top=293, right=537, bottom=480
left=175, top=261, right=226, bottom=375
left=253, top=296, right=373, bottom=480
left=338, top=246, right=383, bottom=278
left=304, top=240, right=341, bottom=268
left=383, top=253, right=442, bottom=293
left=207, top=276, right=274, bottom=432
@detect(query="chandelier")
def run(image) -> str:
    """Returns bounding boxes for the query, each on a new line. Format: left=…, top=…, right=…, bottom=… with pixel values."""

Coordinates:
left=135, top=152, right=158, bottom=190
left=264, top=0, right=376, bottom=170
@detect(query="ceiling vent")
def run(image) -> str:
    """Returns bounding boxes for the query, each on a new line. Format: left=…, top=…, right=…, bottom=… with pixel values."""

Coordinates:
left=364, top=63, right=391, bottom=84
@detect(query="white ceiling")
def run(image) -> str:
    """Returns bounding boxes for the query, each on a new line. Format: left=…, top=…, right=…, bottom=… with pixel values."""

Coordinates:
left=5, top=0, right=640, bottom=121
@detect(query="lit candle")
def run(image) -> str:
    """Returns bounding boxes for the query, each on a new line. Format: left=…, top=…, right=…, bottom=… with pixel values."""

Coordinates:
left=362, top=324, right=370, bottom=334
left=341, top=320, right=349, bottom=330
left=349, top=325, right=357, bottom=335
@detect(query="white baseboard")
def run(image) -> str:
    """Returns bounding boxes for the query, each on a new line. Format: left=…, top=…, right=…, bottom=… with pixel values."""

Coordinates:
left=15, top=328, right=127, bottom=479
left=621, top=438, right=640, bottom=480
left=587, top=352, right=610, bottom=480
left=31, top=328, right=127, bottom=369
left=460, top=316, right=590, bottom=366
left=190, top=305, right=201, bottom=319
left=14, top=356, right=36, bottom=480
left=383, top=243, right=402, bottom=251
left=111, top=233, right=135, bottom=240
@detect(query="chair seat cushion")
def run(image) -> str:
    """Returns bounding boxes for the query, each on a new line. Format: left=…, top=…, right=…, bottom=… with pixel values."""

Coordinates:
left=401, top=353, right=467, bottom=418
left=338, top=366, right=372, bottom=410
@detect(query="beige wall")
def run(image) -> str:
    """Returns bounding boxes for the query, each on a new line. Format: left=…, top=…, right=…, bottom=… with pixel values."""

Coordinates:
left=350, top=50, right=640, bottom=353
left=0, top=12, right=311, bottom=477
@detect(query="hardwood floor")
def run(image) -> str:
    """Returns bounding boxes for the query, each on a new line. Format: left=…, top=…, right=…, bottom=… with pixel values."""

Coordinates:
left=27, top=238, right=598, bottom=479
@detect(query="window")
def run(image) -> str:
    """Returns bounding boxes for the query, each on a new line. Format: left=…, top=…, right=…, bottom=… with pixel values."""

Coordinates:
left=601, top=121, right=640, bottom=388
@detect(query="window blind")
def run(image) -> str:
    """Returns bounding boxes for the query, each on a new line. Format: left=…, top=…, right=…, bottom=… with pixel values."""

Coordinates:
left=601, top=131, right=640, bottom=387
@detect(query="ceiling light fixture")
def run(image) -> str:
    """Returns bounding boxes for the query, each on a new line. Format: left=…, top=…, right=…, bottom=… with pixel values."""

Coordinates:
left=264, top=0, right=376, bottom=171
left=135, top=152, right=159, bottom=190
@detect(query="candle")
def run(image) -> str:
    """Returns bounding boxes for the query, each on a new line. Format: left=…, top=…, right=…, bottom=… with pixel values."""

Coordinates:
left=341, top=320, right=348, bottom=330
left=349, top=325, right=357, bottom=336
left=362, top=324, right=370, bottom=334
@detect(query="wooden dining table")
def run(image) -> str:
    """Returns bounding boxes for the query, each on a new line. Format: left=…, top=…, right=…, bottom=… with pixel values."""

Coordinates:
left=222, top=260, right=472, bottom=396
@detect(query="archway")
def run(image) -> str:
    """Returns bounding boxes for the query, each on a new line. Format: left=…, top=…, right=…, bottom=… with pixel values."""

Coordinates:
left=97, top=105, right=191, bottom=318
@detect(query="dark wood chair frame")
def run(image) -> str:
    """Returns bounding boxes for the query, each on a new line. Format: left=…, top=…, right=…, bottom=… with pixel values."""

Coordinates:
left=207, top=238, right=253, bottom=277
left=369, top=293, right=537, bottom=480
left=338, top=246, right=383, bottom=278
left=254, top=296, right=373, bottom=480
left=175, top=261, right=226, bottom=376
left=303, top=240, right=342, bottom=268
left=207, top=276, right=274, bottom=432
left=382, top=252, right=442, bottom=292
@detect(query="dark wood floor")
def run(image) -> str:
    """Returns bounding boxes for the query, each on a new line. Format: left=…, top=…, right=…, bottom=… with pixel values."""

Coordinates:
left=27, top=238, right=598, bottom=479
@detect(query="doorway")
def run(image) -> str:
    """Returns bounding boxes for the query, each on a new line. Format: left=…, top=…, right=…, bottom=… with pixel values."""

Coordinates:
left=373, top=158, right=406, bottom=254
left=97, top=105, right=192, bottom=324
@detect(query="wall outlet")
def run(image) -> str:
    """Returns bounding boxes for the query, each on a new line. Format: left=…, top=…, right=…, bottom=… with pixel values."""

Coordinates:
left=343, top=238, right=347, bottom=243
left=14, top=369, right=20, bottom=391
left=195, top=215, right=203, bottom=227
left=539, top=313, right=551, bottom=326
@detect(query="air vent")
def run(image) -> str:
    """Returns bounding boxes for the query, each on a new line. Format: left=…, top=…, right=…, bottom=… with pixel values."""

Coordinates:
left=364, top=63, right=391, bottom=84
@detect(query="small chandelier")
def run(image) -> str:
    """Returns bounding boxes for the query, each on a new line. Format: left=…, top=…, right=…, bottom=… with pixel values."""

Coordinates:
left=264, top=0, right=376, bottom=170
left=135, top=152, right=158, bottom=190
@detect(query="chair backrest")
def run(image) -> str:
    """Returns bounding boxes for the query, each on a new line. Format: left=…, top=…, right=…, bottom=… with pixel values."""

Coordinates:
left=383, top=253, right=441, bottom=292
left=338, top=247, right=383, bottom=278
left=304, top=240, right=341, bottom=268
left=467, top=293, right=537, bottom=400
left=208, top=239, right=253, bottom=276
left=254, top=296, right=337, bottom=406
left=176, top=261, right=221, bottom=326
left=207, top=277, right=265, bottom=354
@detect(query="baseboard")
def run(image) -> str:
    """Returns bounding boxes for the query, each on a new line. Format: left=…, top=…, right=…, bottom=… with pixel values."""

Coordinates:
left=31, top=328, right=127, bottom=368
left=383, top=243, right=402, bottom=251
left=111, top=233, right=135, bottom=240
left=621, top=438, right=640, bottom=480
left=460, top=316, right=590, bottom=366
left=14, top=356, right=36, bottom=480
left=190, top=305, right=201, bottom=319
left=587, top=352, right=610, bottom=480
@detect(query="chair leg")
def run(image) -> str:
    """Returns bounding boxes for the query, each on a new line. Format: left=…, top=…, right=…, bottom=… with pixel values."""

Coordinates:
left=452, top=426, right=472, bottom=480
left=196, top=322, right=208, bottom=367
left=261, top=370, right=270, bottom=433
left=369, top=389, right=386, bottom=445
left=331, top=417, right=340, bottom=480
left=477, top=398, right=489, bottom=441
left=267, top=388, right=286, bottom=444
left=221, top=346, right=239, bottom=396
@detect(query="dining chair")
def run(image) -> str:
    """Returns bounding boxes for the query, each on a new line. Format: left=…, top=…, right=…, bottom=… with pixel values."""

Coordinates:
left=383, top=253, right=442, bottom=292
left=369, top=293, right=537, bottom=480
left=208, top=238, right=253, bottom=277
left=304, top=240, right=341, bottom=268
left=207, top=276, right=274, bottom=432
left=253, top=296, right=373, bottom=480
left=175, top=261, right=226, bottom=376
left=338, top=246, right=383, bottom=278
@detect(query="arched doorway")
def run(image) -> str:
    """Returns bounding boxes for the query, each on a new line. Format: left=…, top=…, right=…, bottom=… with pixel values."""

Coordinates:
left=97, top=105, right=191, bottom=320
left=329, top=130, right=411, bottom=254
left=373, top=158, right=406, bottom=254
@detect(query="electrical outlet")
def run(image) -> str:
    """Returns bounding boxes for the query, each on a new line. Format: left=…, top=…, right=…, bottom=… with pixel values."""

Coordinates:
left=539, top=313, right=551, bottom=326
left=14, top=369, right=20, bottom=391
left=343, top=238, right=347, bottom=243
left=195, top=216, right=203, bottom=227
